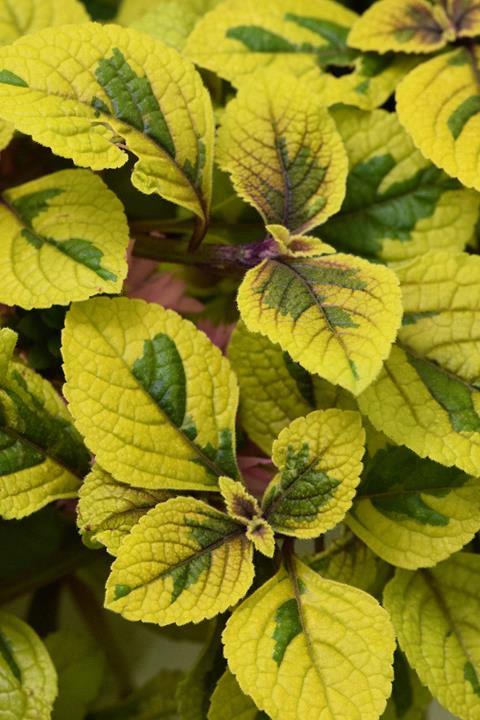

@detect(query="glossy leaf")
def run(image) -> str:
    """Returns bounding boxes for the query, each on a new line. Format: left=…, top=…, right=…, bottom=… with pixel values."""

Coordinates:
left=358, top=251, right=480, bottom=475
left=0, top=328, right=89, bottom=519
left=131, top=0, right=222, bottom=50
left=384, top=553, right=480, bottom=720
left=237, top=252, right=402, bottom=395
left=262, top=409, right=365, bottom=538
left=0, top=169, right=129, bottom=308
left=77, top=464, right=170, bottom=555
left=223, top=557, right=395, bottom=720
left=209, top=671, right=267, bottom=720
left=216, top=69, right=347, bottom=234
left=105, top=496, right=254, bottom=625
left=0, top=0, right=88, bottom=45
left=186, top=0, right=412, bottom=109
left=0, top=23, right=214, bottom=243
left=0, top=611, right=57, bottom=719
left=321, top=107, right=479, bottom=263
left=397, top=46, right=480, bottom=192
left=63, top=297, right=239, bottom=491
left=348, top=446, right=480, bottom=569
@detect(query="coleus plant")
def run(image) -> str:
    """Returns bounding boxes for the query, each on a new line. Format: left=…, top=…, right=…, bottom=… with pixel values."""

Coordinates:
left=0, top=0, right=480, bottom=719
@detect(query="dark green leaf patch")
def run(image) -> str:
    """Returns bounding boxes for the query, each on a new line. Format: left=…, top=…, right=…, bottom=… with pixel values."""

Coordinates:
left=0, top=629, right=21, bottom=681
left=11, top=188, right=63, bottom=226
left=464, top=661, right=480, bottom=697
left=448, top=95, right=480, bottom=140
left=283, top=353, right=316, bottom=407
left=0, top=69, right=28, bottom=87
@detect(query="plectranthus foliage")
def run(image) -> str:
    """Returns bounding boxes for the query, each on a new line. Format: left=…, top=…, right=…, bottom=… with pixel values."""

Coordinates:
left=0, top=1, right=479, bottom=719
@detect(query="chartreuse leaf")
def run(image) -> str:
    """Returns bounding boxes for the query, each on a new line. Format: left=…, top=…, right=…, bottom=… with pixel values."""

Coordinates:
left=219, top=477, right=275, bottom=557
left=358, top=251, right=480, bottom=475
left=105, top=496, right=254, bottom=625
left=0, top=611, right=57, bottom=719
left=116, top=0, right=160, bottom=24
left=384, top=553, right=480, bottom=720
left=227, top=322, right=354, bottom=455
left=216, top=70, right=347, bottom=234
left=396, top=46, right=480, bottom=192
left=186, top=0, right=412, bottom=110
left=223, top=556, right=395, bottom=720
left=131, top=0, right=222, bottom=51
left=382, top=649, right=431, bottom=720
left=0, top=23, right=214, bottom=244
left=262, top=409, right=365, bottom=538
left=63, top=297, right=239, bottom=491
left=309, top=532, right=389, bottom=595
left=348, top=0, right=455, bottom=54
left=77, top=464, right=170, bottom=555
left=88, top=671, right=181, bottom=719
left=0, top=328, right=89, bottom=520
left=0, top=0, right=88, bottom=44
left=0, top=120, right=13, bottom=150
left=0, top=169, right=129, bottom=308
left=267, top=225, right=335, bottom=258
left=321, top=107, right=479, bottom=263
left=348, top=446, right=480, bottom=569
left=237, top=251, right=402, bottom=395
left=209, top=670, right=268, bottom=720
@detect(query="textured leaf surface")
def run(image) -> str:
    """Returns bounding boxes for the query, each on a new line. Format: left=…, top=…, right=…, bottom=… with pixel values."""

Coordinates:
left=321, top=107, right=479, bottom=263
left=0, top=329, right=89, bottom=519
left=384, top=553, right=480, bottom=720
left=216, top=70, right=347, bottom=233
left=186, top=0, right=411, bottom=109
left=262, top=410, right=365, bottom=538
left=63, top=297, right=239, bottom=491
left=358, top=251, right=480, bottom=474
left=131, top=0, right=221, bottom=50
left=0, top=169, right=128, bottom=308
left=237, top=253, right=402, bottom=395
left=0, top=0, right=88, bottom=45
left=397, top=46, right=480, bottom=192
left=77, top=464, right=169, bottom=555
left=223, top=557, right=395, bottom=720
left=209, top=671, right=267, bottom=720
left=348, top=446, right=480, bottom=569
left=348, top=0, right=454, bottom=54
left=0, top=611, right=57, bottom=719
left=227, top=323, right=353, bottom=455
left=0, top=23, right=214, bottom=241
left=106, top=496, right=254, bottom=625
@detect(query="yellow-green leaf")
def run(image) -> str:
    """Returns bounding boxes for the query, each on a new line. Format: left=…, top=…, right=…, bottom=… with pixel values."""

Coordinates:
left=267, top=225, right=336, bottom=258
left=185, top=0, right=412, bottom=109
left=0, top=611, right=57, bottom=719
left=358, top=251, right=480, bottom=475
left=348, top=0, right=455, bottom=54
left=216, top=69, right=347, bottom=234
left=237, top=252, right=402, bottom=395
left=131, top=0, right=222, bottom=51
left=397, top=46, right=480, bottom=192
left=348, top=446, right=480, bottom=569
left=382, top=649, right=431, bottom=720
left=209, top=671, right=266, bottom=720
left=309, top=532, right=389, bottom=595
left=0, top=23, right=214, bottom=243
left=227, top=322, right=353, bottom=455
left=116, top=0, right=159, bottom=24
left=223, top=557, right=395, bottom=720
left=0, top=120, right=13, bottom=150
left=63, top=297, right=239, bottom=492
left=321, top=107, right=479, bottom=263
left=384, top=553, right=480, bottom=720
left=77, top=464, right=170, bottom=555
left=0, top=169, right=128, bottom=309
left=105, top=496, right=254, bottom=625
left=0, top=0, right=88, bottom=45
left=262, top=409, right=365, bottom=538
left=0, top=328, right=89, bottom=520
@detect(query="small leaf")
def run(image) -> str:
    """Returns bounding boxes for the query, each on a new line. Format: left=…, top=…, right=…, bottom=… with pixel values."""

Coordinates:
left=237, top=252, right=402, bottom=395
left=348, top=0, right=455, bottom=54
left=130, top=0, right=222, bottom=51
left=262, top=409, right=364, bottom=538
left=78, top=464, right=170, bottom=555
left=223, top=556, right=395, bottom=720
left=358, top=251, right=480, bottom=475
left=63, top=297, right=239, bottom=492
left=267, top=225, right=335, bottom=258
left=384, top=552, right=480, bottom=720
left=105, top=496, right=254, bottom=625
left=209, top=670, right=268, bottom=720
left=216, top=69, right=347, bottom=234
left=0, top=0, right=89, bottom=45
left=0, top=328, right=89, bottom=519
left=321, top=107, right=479, bottom=263
left=219, top=476, right=262, bottom=523
left=0, top=169, right=129, bottom=308
left=348, top=446, right=480, bottom=569
left=0, top=23, right=214, bottom=243
left=397, top=47, right=480, bottom=191
left=0, top=611, right=57, bottom=719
